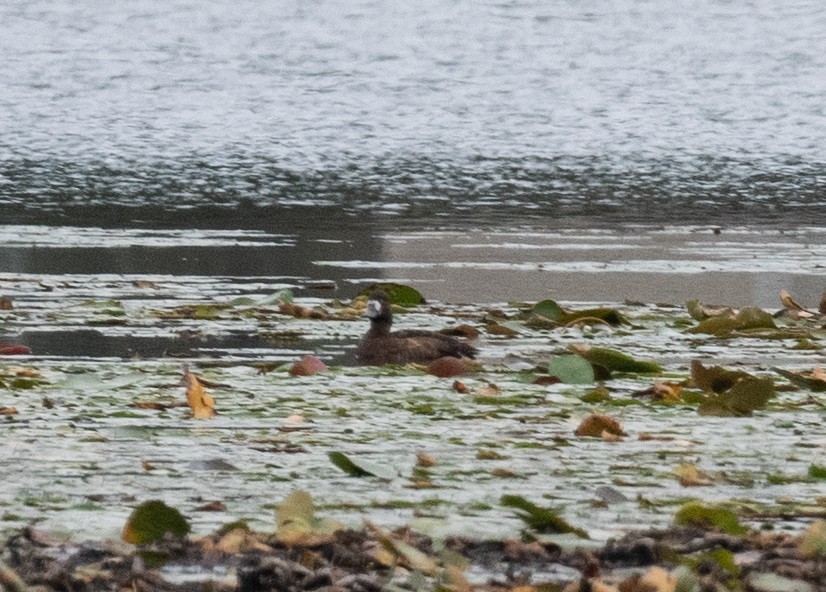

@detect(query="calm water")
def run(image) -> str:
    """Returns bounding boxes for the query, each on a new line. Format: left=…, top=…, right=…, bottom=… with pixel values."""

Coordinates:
left=1, top=0, right=824, bottom=226
left=0, top=0, right=824, bottom=304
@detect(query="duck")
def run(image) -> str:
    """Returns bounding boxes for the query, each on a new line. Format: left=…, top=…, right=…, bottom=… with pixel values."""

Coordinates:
left=356, top=291, right=478, bottom=366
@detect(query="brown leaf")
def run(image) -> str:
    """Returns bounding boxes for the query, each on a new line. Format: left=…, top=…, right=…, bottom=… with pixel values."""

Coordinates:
left=780, top=289, right=813, bottom=314
left=575, top=415, right=625, bottom=438
left=674, top=463, right=714, bottom=487
left=195, top=500, right=226, bottom=512
left=475, top=383, right=501, bottom=397
left=416, top=451, right=438, bottom=467
left=428, top=356, right=475, bottom=378
left=183, top=365, right=216, bottom=419
left=632, top=381, right=683, bottom=402
left=0, top=296, right=13, bottom=310
left=279, top=302, right=328, bottom=319
left=441, top=324, right=480, bottom=339
left=289, top=355, right=328, bottom=376
left=0, top=406, right=18, bottom=416
left=452, top=380, right=470, bottom=393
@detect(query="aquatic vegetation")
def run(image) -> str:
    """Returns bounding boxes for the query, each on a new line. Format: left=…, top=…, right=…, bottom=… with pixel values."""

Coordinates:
left=1, top=278, right=825, bottom=555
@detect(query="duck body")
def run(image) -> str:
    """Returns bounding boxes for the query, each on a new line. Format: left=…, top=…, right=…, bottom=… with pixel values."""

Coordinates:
left=356, top=291, right=478, bottom=366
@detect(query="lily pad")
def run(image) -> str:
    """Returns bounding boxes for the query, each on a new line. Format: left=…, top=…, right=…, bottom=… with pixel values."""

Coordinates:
left=698, top=377, right=775, bottom=417
left=501, top=494, right=588, bottom=538
left=571, top=345, right=662, bottom=375
left=328, top=451, right=397, bottom=479
left=691, top=360, right=752, bottom=393
left=121, top=500, right=190, bottom=544
left=548, top=355, right=595, bottom=384
left=772, top=368, right=826, bottom=392
left=356, top=283, right=425, bottom=306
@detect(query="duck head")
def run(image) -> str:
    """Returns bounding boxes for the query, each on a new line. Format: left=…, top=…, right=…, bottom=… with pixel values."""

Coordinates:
left=366, top=291, right=391, bottom=320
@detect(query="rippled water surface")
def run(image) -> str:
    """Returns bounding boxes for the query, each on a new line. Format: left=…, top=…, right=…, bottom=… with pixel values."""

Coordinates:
left=1, top=0, right=824, bottom=225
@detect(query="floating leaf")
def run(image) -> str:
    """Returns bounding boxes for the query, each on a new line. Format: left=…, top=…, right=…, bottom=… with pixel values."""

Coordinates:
left=780, top=289, right=813, bottom=314
left=574, top=414, right=625, bottom=438
left=673, top=501, right=746, bottom=535
left=259, top=289, right=294, bottom=305
left=183, top=365, right=216, bottom=419
left=356, top=283, right=425, bottom=306
left=548, top=355, right=595, bottom=384
left=688, top=306, right=777, bottom=337
left=571, top=345, right=662, bottom=375
left=532, top=299, right=566, bottom=321
left=328, top=451, right=396, bottom=479
left=685, top=299, right=735, bottom=321
left=500, top=494, right=588, bottom=538
left=0, top=344, right=31, bottom=356
left=674, top=463, right=714, bottom=486
left=772, top=368, right=826, bottom=392
left=699, top=377, right=775, bottom=417
left=289, top=355, right=328, bottom=376
left=808, top=464, right=826, bottom=480
left=122, top=500, right=190, bottom=544
left=691, top=360, right=752, bottom=393
left=427, top=356, right=477, bottom=378
left=276, top=490, right=342, bottom=545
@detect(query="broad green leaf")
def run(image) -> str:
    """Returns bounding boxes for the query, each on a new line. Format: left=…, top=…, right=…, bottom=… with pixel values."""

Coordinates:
left=548, top=355, right=595, bottom=384
left=328, top=451, right=396, bottom=479
left=500, top=494, right=588, bottom=538
left=573, top=346, right=662, bottom=374
left=121, top=500, right=190, bottom=544
left=356, top=283, right=425, bottom=306
left=691, top=360, right=752, bottom=393
left=532, top=299, right=566, bottom=321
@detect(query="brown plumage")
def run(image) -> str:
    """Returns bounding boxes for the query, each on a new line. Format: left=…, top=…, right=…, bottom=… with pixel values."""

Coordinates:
left=356, top=291, right=478, bottom=366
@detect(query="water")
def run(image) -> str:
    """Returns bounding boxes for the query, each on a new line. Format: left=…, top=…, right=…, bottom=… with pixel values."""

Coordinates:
left=0, top=1, right=825, bottom=302
left=1, top=0, right=824, bottom=224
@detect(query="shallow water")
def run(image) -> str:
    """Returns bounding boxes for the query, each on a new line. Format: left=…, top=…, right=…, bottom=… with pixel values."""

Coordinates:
left=2, top=279, right=826, bottom=542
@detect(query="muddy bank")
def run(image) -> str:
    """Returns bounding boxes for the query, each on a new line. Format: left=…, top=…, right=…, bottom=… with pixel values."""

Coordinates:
left=2, top=522, right=826, bottom=592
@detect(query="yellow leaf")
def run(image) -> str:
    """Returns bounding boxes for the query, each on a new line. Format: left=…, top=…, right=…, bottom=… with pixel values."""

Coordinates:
left=673, top=463, right=714, bottom=487
left=183, top=365, right=216, bottom=419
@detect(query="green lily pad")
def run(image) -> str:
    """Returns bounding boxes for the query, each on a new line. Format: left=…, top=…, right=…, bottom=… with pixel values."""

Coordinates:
left=328, top=451, right=397, bottom=479
left=356, top=283, right=425, bottom=306
left=572, top=346, right=662, bottom=375
left=501, top=494, right=588, bottom=538
left=121, top=500, right=190, bottom=544
left=532, top=299, right=566, bottom=321
left=548, top=355, right=595, bottom=384
left=673, top=501, right=746, bottom=535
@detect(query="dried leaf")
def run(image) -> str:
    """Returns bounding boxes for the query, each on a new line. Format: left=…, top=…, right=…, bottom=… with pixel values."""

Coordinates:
left=575, top=414, right=625, bottom=438
left=289, top=355, right=328, bottom=376
left=773, top=367, right=826, bottom=392
left=799, top=519, right=826, bottom=557
left=183, top=365, right=216, bottom=419
left=780, top=289, right=812, bottom=313
left=452, top=380, right=470, bottom=394
left=674, top=463, right=714, bottom=487
left=276, top=490, right=343, bottom=545
left=364, top=519, right=440, bottom=575
left=475, top=383, right=501, bottom=397
left=416, top=451, right=437, bottom=467
left=428, top=356, right=476, bottom=377
left=0, top=345, right=31, bottom=356
left=0, top=407, right=17, bottom=416
left=690, top=360, right=751, bottom=393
